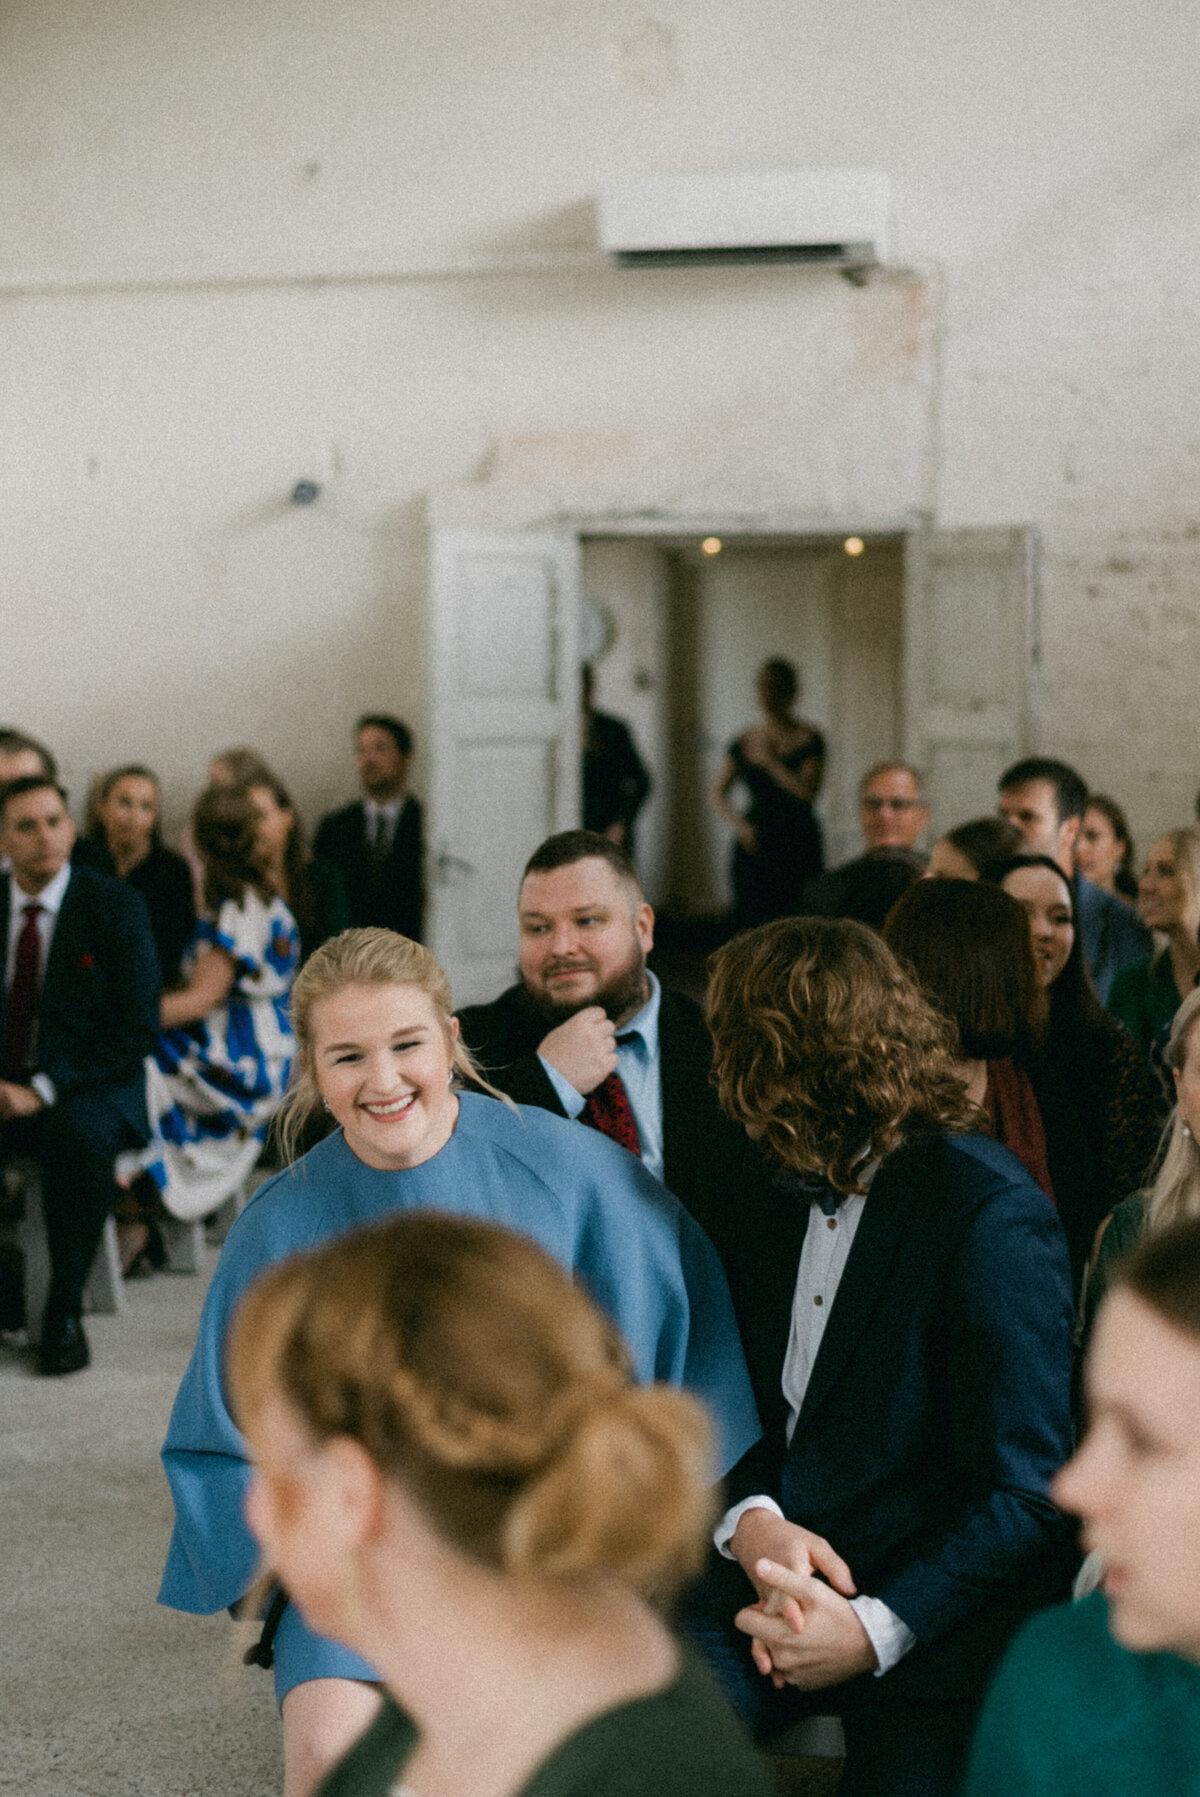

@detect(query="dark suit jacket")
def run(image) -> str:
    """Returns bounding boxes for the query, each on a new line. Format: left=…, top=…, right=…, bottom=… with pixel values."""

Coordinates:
left=1075, top=873, right=1151, bottom=1004
left=456, top=983, right=754, bottom=1250
left=582, top=710, right=651, bottom=845
left=313, top=796, right=423, bottom=941
left=0, top=865, right=161, bottom=1133
left=723, top=1131, right=1075, bottom=1668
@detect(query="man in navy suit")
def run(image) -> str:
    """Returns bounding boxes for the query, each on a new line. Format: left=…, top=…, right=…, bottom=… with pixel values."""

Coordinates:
left=0, top=777, right=160, bottom=1374
left=684, top=917, right=1075, bottom=1797
left=998, top=756, right=1150, bottom=1003
left=314, top=714, right=422, bottom=941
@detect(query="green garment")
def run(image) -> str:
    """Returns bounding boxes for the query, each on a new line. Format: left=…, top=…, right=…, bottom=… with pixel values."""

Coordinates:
left=966, top=1592, right=1200, bottom=1796
left=315, top=1642, right=776, bottom=1797
left=1080, top=1189, right=1147, bottom=1342
left=1107, top=954, right=1182, bottom=1057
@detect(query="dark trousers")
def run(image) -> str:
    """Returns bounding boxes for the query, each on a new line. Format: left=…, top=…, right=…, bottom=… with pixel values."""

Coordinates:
left=2, top=1087, right=146, bottom=1327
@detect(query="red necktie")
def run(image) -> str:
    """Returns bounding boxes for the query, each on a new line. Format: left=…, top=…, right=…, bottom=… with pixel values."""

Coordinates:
left=2, top=902, right=43, bottom=1080
left=580, top=1070, right=641, bottom=1158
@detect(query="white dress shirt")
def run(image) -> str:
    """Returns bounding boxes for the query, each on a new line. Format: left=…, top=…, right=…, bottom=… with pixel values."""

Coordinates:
left=5, top=861, right=72, bottom=1106
left=715, top=1163, right=917, bottom=1677
left=362, top=797, right=406, bottom=857
left=537, top=972, right=665, bottom=1179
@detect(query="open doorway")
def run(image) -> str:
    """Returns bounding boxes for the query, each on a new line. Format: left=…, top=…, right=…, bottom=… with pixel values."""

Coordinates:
left=579, top=533, right=905, bottom=922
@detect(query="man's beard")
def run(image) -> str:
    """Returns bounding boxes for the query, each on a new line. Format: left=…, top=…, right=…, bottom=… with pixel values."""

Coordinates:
left=523, top=947, right=649, bottom=1028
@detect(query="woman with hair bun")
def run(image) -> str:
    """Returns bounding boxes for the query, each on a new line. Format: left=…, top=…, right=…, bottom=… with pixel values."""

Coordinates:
left=158, top=927, right=759, bottom=1797
left=228, top=1212, right=775, bottom=1797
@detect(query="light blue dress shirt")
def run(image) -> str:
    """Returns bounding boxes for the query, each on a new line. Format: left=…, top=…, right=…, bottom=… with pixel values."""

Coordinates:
left=537, top=971, right=665, bottom=1180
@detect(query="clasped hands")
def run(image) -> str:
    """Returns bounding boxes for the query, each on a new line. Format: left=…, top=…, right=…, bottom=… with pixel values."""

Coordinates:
left=0, top=1080, right=45, bottom=1121
left=730, top=1508, right=878, bottom=1691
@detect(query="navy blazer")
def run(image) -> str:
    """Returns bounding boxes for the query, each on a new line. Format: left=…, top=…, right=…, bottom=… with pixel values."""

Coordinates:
left=0, top=865, right=161, bottom=1128
left=723, top=1131, right=1075, bottom=1651
left=313, top=796, right=423, bottom=941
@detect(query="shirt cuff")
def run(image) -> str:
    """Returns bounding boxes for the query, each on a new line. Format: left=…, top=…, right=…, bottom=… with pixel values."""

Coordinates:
left=849, top=1596, right=917, bottom=1676
left=714, top=1495, right=785, bottom=1559
left=30, top=1073, right=57, bottom=1108
left=537, top=1056, right=586, bottom=1119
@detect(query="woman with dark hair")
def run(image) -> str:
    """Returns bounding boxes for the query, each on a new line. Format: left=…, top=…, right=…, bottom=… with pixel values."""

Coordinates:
left=925, top=815, right=1023, bottom=883
left=708, top=658, right=825, bottom=927
left=226, top=1212, right=774, bottom=1797
left=1075, top=794, right=1137, bottom=902
left=883, top=877, right=1053, bottom=1197
left=246, top=775, right=348, bottom=964
left=998, top=855, right=1161, bottom=1284
left=685, top=916, right=1074, bottom=1797
left=139, top=786, right=299, bottom=1222
left=966, top=1216, right=1200, bottom=1797
left=77, top=764, right=195, bottom=988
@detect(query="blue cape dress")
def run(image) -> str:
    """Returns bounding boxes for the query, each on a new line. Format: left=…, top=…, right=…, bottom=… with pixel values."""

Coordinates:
left=158, top=1091, right=761, bottom=1699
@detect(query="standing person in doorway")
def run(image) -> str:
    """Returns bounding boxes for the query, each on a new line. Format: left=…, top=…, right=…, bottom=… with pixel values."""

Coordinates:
left=314, top=715, right=423, bottom=941
left=709, top=658, right=825, bottom=928
left=581, top=664, right=652, bottom=860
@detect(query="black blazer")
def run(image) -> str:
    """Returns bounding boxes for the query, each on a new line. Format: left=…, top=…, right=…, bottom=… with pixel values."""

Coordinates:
left=456, top=983, right=756, bottom=1250
left=0, top=865, right=161, bottom=1129
left=313, top=797, right=423, bottom=941
left=722, top=1131, right=1075, bottom=1664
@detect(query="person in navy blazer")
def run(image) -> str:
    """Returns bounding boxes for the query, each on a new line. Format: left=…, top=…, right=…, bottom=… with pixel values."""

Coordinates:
left=0, top=777, right=161, bottom=1373
left=683, top=917, right=1076, bottom=1797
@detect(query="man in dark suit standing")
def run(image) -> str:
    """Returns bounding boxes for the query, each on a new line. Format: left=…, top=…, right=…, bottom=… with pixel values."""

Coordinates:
left=684, top=916, right=1075, bottom=1797
left=314, top=714, right=423, bottom=941
left=0, top=777, right=160, bottom=1374
left=456, top=830, right=750, bottom=1249
left=581, top=665, right=651, bottom=860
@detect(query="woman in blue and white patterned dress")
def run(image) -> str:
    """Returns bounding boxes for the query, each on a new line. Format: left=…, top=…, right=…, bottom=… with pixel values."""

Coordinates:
left=143, top=785, right=299, bottom=1222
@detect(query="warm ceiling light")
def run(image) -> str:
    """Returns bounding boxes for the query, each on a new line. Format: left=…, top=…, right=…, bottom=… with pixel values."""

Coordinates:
left=701, top=536, right=723, bottom=555
left=843, top=536, right=865, bottom=556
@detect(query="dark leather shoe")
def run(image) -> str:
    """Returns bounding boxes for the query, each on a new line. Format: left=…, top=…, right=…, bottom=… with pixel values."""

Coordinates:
left=38, top=1314, right=90, bottom=1376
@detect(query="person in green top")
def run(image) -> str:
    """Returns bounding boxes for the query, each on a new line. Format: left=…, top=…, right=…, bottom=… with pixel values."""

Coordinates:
left=1108, top=827, right=1200, bottom=1055
left=227, top=1210, right=776, bottom=1797
left=1084, top=983, right=1200, bottom=1340
left=966, top=1214, right=1200, bottom=1796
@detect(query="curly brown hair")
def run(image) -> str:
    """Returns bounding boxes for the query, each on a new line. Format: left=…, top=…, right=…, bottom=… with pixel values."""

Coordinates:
left=706, top=916, right=978, bottom=1192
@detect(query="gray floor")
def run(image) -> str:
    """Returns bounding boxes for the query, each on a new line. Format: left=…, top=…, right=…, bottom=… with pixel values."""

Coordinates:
left=1, top=1259, right=282, bottom=1797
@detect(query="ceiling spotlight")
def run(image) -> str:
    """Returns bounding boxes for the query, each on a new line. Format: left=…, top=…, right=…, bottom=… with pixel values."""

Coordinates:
left=843, top=536, right=865, bottom=557
left=701, top=536, right=723, bottom=556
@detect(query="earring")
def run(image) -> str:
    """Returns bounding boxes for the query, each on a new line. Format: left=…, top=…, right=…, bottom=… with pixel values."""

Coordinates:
left=322, top=1099, right=332, bottom=1114
left=1184, top=1122, right=1193, bottom=1139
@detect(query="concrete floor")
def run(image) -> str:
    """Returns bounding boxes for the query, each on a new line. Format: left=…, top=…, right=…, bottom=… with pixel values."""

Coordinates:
left=0, top=1261, right=282, bottom=1797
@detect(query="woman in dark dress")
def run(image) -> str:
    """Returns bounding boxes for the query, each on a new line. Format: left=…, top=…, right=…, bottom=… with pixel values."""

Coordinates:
left=78, top=763, right=195, bottom=988
left=246, top=774, right=349, bottom=965
left=709, top=658, right=824, bottom=928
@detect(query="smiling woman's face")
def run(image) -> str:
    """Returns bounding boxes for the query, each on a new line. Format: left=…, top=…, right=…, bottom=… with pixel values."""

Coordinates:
left=309, top=981, right=459, bottom=1171
left=1002, top=864, right=1074, bottom=989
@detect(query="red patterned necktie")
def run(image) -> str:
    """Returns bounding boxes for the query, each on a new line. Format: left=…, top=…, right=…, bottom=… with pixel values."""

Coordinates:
left=1, top=902, right=43, bottom=1080
left=580, top=1070, right=641, bottom=1158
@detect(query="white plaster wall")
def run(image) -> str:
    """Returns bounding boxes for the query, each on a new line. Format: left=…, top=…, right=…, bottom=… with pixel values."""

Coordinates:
left=1, top=0, right=1198, bottom=853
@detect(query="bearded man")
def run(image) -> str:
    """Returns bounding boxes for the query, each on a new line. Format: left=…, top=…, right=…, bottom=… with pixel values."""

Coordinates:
left=456, top=830, right=753, bottom=1250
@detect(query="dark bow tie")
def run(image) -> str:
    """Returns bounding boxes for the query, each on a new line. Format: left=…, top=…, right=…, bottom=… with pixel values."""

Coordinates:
left=771, top=1169, right=842, bottom=1216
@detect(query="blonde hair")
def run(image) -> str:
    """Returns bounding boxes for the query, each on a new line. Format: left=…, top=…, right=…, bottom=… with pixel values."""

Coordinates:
left=706, top=916, right=977, bottom=1193
left=275, top=927, right=503, bottom=1164
left=1145, top=987, right=1200, bottom=1233
left=227, top=1212, right=715, bottom=1600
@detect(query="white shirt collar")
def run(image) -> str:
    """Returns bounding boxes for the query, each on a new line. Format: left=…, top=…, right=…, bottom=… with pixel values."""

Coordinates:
left=9, top=860, right=71, bottom=919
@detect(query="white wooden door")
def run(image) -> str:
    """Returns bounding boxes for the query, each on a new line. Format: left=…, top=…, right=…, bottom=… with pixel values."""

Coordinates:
left=903, top=526, right=1039, bottom=840
left=428, top=530, right=581, bottom=1007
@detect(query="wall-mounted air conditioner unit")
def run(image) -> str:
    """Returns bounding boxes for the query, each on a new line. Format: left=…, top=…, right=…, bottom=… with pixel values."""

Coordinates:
left=597, top=169, right=890, bottom=276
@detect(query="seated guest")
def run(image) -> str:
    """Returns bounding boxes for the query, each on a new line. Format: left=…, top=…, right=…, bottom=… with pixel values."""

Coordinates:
left=999, top=855, right=1161, bottom=1284
left=227, top=1211, right=775, bottom=1797
left=1075, top=794, right=1137, bottom=902
left=0, top=728, right=56, bottom=784
left=76, top=764, right=196, bottom=989
left=0, top=777, right=160, bottom=1373
left=1083, top=985, right=1200, bottom=1338
left=246, top=774, right=349, bottom=965
left=207, top=745, right=276, bottom=789
left=801, top=760, right=929, bottom=919
left=159, top=927, right=759, bottom=1797
left=1108, top=827, right=1200, bottom=1054
left=966, top=1216, right=1200, bottom=1797
left=581, top=663, right=652, bottom=858
left=315, top=714, right=422, bottom=940
left=883, top=877, right=1054, bottom=1198
left=140, top=786, right=298, bottom=1224
left=926, top=815, right=1022, bottom=882
left=682, top=917, right=1074, bottom=1797
left=997, top=757, right=1150, bottom=1001
left=456, top=830, right=757, bottom=1250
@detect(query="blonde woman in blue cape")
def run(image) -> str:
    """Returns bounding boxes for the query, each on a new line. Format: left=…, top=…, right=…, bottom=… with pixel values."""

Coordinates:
left=158, top=928, right=760, bottom=1797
